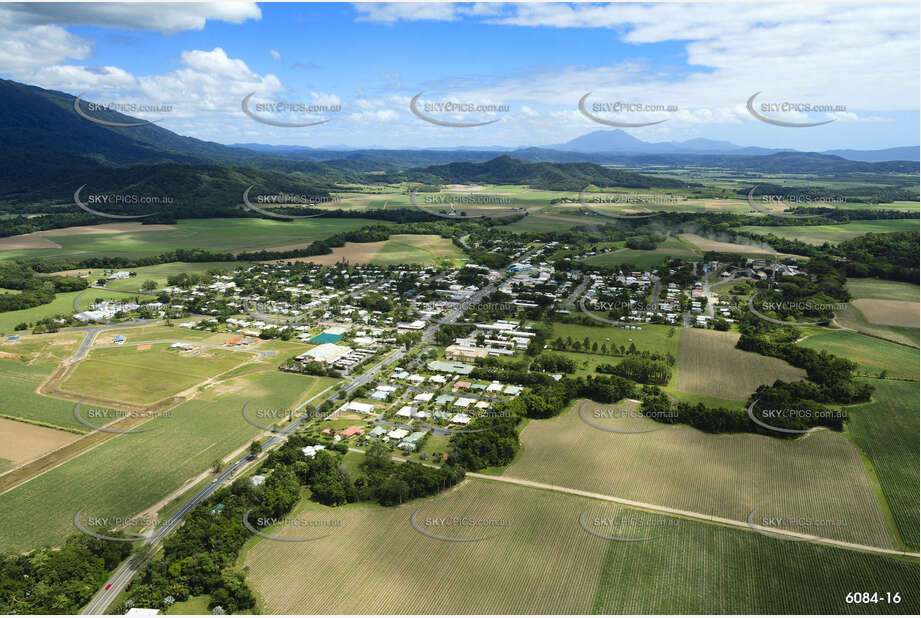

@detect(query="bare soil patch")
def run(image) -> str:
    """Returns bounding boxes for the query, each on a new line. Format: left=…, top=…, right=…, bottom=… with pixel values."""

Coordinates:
left=263, top=240, right=388, bottom=265
left=0, top=417, right=78, bottom=467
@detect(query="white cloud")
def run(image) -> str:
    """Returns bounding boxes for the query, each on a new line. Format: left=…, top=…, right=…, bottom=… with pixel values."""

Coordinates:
left=0, top=2, right=261, bottom=34
left=270, top=49, right=281, bottom=61
left=353, top=2, right=459, bottom=23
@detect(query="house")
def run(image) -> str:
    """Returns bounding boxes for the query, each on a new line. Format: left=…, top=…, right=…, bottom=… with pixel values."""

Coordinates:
left=435, top=394, right=456, bottom=406
left=387, top=428, right=410, bottom=441
left=503, top=385, right=522, bottom=396
left=454, top=380, right=472, bottom=390
left=454, top=397, right=475, bottom=408
left=251, top=475, right=266, bottom=486
left=450, top=413, right=471, bottom=424
left=396, top=405, right=415, bottom=418
left=427, top=360, right=474, bottom=375
left=301, top=445, right=327, bottom=458
left=414, top=392, right=434, bottom=402
left=369, top=426, right=388, bottom=438
left=341, top=426, right=364, bottom=437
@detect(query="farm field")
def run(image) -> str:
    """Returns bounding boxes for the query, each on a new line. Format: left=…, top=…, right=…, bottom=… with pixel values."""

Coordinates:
left=847, top=278, right=920, bottom=302
left=0, top=218, right=376, bottom=261
left=502, top=399, right=894, bottom=547
left=739, top=219, right=919, bottom=245
left=676, top=329, right=805, bottom=401
left=243, top=479, right=611, bottom=614
left=57, top=343, right=248, bottom=406
left=835, top=303, right=920, bottom=348
left=0, top=359, right=86, bottom=431
left=502, top=213, right=602, bottom=233
left=851, top=299, right=919, bottom=328
left=0, top=288, right=155, bottom=334
left=550, top=322, right=680, bottom=359
left=0, top=370, right=337, bottom=552
left=0, top=417, right=78, bottom=473
left=799, top=331, right=919, bottom=380
left=592, top=508, right=919, bottom=614
left=845, top=379, right=920, bottom=550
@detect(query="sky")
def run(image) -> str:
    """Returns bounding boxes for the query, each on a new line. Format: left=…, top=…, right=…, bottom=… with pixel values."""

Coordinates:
left=0, top=1, right=918, bottom=151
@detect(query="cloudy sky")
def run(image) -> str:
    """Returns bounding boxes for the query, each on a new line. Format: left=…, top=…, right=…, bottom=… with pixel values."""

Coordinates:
left=1, top=1, right=918, bottom=150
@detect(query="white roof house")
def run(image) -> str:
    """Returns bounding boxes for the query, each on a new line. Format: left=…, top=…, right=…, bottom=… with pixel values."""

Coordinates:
left=454, top=397, right=475, bottom=408
left=414, top=392, right=434, bottom=402
left=396, top=405, right=415, bottom=418
left=301, top=445, right=327, bottom=458
left=387, top=428, right=410, bottom=440
left=450, top=413, right=471, bottom=424
left=301, top=343, right=352, bottom=364
left=346, top=401, right=375, bottom=414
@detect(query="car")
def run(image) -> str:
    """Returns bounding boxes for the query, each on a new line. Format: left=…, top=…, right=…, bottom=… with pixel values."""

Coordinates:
left=105, top=584, right=112, bottom=590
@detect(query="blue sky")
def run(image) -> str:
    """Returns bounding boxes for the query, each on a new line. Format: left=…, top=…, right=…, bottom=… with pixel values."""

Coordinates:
left=1, top=2, right=918, bottom=150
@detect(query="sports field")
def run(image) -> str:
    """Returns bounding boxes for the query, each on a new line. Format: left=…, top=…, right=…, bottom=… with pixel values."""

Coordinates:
left=799, top=331, right=919, bottom=380
left=845, top=379, right=920, bottom=550
left=57, top=343, right=248, bottom=406
left=676, top=329, right=805, bottom=401
left=740, top=219, right=918, bottom=245
left=550, top=322, right=680, bottom=358
left=0, top=370, right=338, bottom=552
left=0, top=218, right=375, bottom=261
left=502, top=399, right=894, bottom=548
left=370, top=234, right=466, bottom=266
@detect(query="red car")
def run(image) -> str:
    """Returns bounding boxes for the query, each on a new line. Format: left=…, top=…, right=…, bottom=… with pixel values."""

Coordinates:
left=105, top=584, right=112, bottom=590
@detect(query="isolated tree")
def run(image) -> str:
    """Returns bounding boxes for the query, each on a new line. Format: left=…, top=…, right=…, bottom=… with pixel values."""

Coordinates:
left=249, top=440, right=262, bottom=457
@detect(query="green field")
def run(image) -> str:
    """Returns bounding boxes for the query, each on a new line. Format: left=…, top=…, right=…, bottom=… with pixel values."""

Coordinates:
left=584, top=237, right=700, bottom=269
left=799, top=331, right=919, bottom=380
left=370, top=234, right=466, bottom=266
left=502, top=214, right=602, bottom=233
left=0, top=289, right=155, bottom=334
left=845, top=379, right=920, bottom=550
left=0, top=370, right=338, bottom=552
left=502, top=399, right=894, bottom=548
left=676, top=328, right=806, bottom=402
left=0, top=359, right=85, bottom=431
left=0, top=218, right=375, bottom=261
left=740, top=219, right=918, bottom=245
left=592, top=509, right=919, bottom=614
left=847, top=278, right=920, bottom=302
left=58, top=343, right=248, bottom=406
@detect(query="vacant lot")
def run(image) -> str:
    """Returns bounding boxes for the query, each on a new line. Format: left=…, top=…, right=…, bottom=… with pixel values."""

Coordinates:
left=0, top=417, right=78, bottom=472
left=799, top=331, right=919, bottom=380
left=244, top=479, right=610, bottom=614
left=851, top=299, right=919, bottom=328
left=592, top=508, right=918, bottom=614
left=846, top=379, right=920, bottom=550
left=584, top=239, right=700, bottom=270
left=679, top=233, right=777, bottom=255
left=740, top=219, right=918, bottom=245
left=847, top=278, right=920, bottom=302
left=0, top=332, right=82, bottom=365
left=502, top=400, right=894, bottom=548
left=676, top=329, right=805, bottom=401
left=57, top=343, right=246, bottom=406
left=0, top=370, right=336, bottom=552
